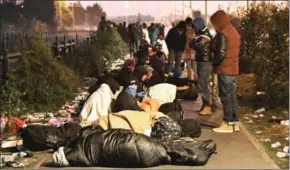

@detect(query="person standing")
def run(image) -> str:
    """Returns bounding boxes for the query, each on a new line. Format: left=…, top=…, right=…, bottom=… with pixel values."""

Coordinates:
left=190, top=17, right=213, bottom=116
left=210, top=10, right=241, bottom=133
left=165, top=21, right=186, bottom=78
left=132, top=23, right=140, bottom=53
left=142, top=23, right=151, bottom=44
left=151, top=24, right=160, bottom=46
left=183, top=17, right=198, bottom=82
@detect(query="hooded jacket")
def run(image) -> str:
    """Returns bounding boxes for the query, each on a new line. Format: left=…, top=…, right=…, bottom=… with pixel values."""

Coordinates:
left=190, top=17, right=213, bottom=63
left=165, top=27, right=186, bottom=53
left=210, top=10, right=241, bottom=76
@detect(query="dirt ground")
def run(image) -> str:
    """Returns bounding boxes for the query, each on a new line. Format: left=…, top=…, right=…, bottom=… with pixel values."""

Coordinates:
left=237, top=74, right=289, bottom=169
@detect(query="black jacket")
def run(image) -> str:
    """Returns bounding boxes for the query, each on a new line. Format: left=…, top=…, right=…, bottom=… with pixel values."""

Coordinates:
left=212, top=33, right=227, bottom=66
left=113, top=90, right=143, bottom=113
left=190, top=29, right=213, bottom=62
left=165, top=28, right=186, bottom=53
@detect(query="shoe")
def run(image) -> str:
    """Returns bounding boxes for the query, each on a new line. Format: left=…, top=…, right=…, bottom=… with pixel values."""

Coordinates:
left=213, top=121, right=239, bottom=133
left=199, top=106, right=212, bottom=116
left=229, top=122, right=240, bottom=132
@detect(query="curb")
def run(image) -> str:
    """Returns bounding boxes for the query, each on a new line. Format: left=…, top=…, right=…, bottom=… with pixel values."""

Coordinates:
left=240, top=122, right=280, bottom=169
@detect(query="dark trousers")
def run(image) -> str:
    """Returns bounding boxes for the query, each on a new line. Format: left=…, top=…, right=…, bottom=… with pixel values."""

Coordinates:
left=197, top=62, right=212, bottom=107
left=218, top=74, right=239, bottom=122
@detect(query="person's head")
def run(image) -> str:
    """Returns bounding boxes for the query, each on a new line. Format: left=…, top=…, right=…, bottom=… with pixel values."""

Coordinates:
left=142, top=23, right=147, bottom=29
left=192, top=17, right=206, bottom=34
left=185, top=17, right=193, bottom=27
left=123, top=59, right=136, bottom=72
left=123, top=22, right=126, bottom=26
left=171, top=22, right=176, bottom=27
left=150, top=23, right=154, bottom=27
left=135, top=50, right=150, bottom=65
left=158, top=32, right=164, bottom=40
left=210, top=10, right=231, bottom=32
left=156, top=51, right=166, bottom=61
left=176, top=21, right=186, bottom=32
left=143, top=65, right=154, bottom=80
left=133, top=65, right=149, bottom=82
left=155, top=42, right=162, bottom=51
left=101, top=16, right=106, bottom=21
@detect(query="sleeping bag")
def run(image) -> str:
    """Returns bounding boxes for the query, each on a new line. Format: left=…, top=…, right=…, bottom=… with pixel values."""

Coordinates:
left=53, top=129, right=169, bottom=167
left=52, top=129, right=217, bottom=168
left=20, top=123, right=82, bottom=151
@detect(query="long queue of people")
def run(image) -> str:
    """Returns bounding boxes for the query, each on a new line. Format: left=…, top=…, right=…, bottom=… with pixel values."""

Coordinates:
left=95, top=10, right=240, bottom=133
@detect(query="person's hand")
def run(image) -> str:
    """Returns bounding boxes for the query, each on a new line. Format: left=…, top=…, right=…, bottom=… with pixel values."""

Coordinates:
left=164, top=74, right=169, bottom=78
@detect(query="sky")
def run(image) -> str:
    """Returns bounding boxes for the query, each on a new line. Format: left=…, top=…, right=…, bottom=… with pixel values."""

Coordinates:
left=78, top=1, right=285, bottom=17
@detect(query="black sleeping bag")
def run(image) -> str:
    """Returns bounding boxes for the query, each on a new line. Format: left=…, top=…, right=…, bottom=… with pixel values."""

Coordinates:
left=61, top=129, right=169, bottom=168
left=20, top=122, right=82, bottom=151
left=54, top=129, right=216, bottom=168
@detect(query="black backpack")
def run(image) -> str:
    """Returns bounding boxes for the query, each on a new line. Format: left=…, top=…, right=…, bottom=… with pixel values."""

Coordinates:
left=158, top=99, right=184, bottom=122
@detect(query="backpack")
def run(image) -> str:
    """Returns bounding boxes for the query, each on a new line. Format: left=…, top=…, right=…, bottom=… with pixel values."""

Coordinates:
left=158, top=100, right=184, bottom=122
left=151, top=116, right=182, bottom=141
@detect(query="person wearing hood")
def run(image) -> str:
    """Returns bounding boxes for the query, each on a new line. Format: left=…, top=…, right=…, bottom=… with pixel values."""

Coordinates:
left=165, top=21, right=186, bottom=78
left=190, top=17, right=214, bottom=116
left=210, top=10, right=241, bottom=133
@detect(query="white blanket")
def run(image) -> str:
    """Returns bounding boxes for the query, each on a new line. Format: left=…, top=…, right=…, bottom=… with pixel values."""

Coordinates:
left=80, top=84, right=113, bottom=125
left=143, top=83, right=176, bottom=105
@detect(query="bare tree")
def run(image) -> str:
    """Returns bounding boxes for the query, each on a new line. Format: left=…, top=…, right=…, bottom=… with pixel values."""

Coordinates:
left=86, top=3, right=106, bottom=28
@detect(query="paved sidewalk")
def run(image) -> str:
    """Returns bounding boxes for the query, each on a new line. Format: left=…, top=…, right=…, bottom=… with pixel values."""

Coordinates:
left=40, top=97, right=279, bottom=169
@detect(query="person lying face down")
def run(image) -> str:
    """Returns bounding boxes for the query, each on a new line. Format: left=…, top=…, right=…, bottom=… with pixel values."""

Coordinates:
left=112, top=76, right=143, bottom=113
left=79, top=77, right=120, bottom=126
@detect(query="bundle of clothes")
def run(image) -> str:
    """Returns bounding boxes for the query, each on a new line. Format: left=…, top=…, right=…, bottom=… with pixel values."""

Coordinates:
left=19, top=44, right=217, bottom=168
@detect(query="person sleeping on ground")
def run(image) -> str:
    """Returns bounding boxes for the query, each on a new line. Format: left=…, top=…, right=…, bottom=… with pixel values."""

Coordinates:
left=112, top=77, right=143, bottom=113
left=133, top=65, right=153, bottom=100
left=143, top=83, right=198, bottom=105
left=79, top=78, right=120, bottom=126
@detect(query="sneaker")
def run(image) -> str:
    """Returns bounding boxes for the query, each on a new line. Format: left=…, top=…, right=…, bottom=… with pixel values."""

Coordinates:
left=213, top=121, right=239, bottom=133
left=200, top=106, right=212, bottom=116
left=228, top=122, right=240, bottom=132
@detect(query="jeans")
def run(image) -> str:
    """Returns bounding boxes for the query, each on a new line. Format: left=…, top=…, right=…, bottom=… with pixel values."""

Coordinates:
left=168, top=49, right=183, bottom=78
left=186, top=60, right=198, bottom=80
left=218, top=74, right=239, bottom=122
left=197, top=62, right=212, bottom=107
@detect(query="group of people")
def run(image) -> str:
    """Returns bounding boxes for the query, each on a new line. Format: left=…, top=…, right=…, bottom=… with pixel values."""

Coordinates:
left=93, top=9, right=240, bottom=133
left=164, top=10, right=240, bottom=133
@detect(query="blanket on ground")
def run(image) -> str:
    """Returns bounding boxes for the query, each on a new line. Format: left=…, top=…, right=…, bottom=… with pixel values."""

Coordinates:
left=95, top=110, right=165, bottom=136
left=143, top=83, right=177, bottom=105
left=79, top=84, right=114, bottom=126
left=138, top=99, right=161, bottom=112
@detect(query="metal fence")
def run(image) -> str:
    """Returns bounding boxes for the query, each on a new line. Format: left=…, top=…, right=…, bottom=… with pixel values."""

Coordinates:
left=0, top=31, right=93, bottom=89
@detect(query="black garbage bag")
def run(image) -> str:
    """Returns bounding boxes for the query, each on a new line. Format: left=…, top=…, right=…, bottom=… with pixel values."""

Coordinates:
left=56, top=129, right=169, bottom=168
left=20, top=122, right=82, bottom=151
left=160, top=138, right=217, bottom=166
left=158, top=100, right=184, bottom=122
left=179, top=119, right=202, bottom=138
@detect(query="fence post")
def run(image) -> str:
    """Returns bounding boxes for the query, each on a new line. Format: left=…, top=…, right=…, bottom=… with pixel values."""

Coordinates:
left=62, top=35, right=67, bottom=60
left=75, top=33, right=78, bottom=47
left=53, top=35, right=59, bottom=57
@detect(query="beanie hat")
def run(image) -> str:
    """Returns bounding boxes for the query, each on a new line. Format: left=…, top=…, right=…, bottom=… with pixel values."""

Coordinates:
left=192, top=17, right=206, bottom=32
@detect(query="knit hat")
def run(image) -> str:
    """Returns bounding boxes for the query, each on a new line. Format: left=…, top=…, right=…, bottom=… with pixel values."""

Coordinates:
left=210, top=10, right=230, bottom=31
left=192, top=17, right=206, bottom=32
